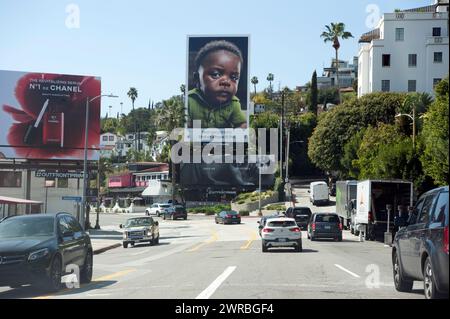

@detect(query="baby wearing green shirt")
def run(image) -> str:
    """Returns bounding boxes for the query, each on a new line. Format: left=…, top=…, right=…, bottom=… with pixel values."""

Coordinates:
left=188, top=40, right=247, bottom=129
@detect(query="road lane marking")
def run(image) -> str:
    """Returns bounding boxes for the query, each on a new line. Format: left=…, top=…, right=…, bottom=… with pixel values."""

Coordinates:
left=188, top=231, right=218, bottom=252
left=334, top=264, right=361, bottom=278
left=33, top=268, right=136, bottom=299
left=196, top=266, right=237, bottom=299
left=240, top=231, right=258, bottom=250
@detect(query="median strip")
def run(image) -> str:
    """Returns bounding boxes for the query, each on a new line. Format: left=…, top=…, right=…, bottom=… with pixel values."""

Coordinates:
left=196, top=266, right=237, bottom=299
left=240, top=231, right=258, bottom=250
left=188, top=231, right=219, bottom=252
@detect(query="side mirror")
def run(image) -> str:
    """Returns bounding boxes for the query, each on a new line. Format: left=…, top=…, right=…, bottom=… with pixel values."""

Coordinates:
left=257, top=221, right=260, bottom=224
left=154, top=221, right=159, bottom=226
left=119, top=224, right=123, bottom=229
left=307, top=190, right=310, bottom=193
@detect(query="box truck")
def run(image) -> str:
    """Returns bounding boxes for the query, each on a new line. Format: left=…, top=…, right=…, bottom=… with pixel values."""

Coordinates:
left=355, top=180, right=413, bottom=241
left=335, top=180, right=358, bottom=230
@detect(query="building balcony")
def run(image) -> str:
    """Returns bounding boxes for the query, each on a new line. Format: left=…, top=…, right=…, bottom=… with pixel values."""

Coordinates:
left=426, top=36, right=449, bottom=45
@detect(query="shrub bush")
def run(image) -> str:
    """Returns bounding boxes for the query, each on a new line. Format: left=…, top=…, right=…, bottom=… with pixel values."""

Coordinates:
left=239, top=210, right=250, bottom=216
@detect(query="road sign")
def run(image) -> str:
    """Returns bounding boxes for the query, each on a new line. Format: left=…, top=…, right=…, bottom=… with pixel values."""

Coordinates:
left=62, top=196, right=82, bottom=202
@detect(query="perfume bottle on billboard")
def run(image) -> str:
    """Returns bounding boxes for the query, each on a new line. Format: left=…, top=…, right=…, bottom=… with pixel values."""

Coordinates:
left=42, top=101, right=65, bottom=147
left=23, top=99, right=49, bottom=145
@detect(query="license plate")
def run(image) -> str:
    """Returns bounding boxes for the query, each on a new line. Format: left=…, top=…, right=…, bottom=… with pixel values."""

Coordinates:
left=325, top=226, right=331, bottom=230
left=278, top=238, right=286, bottom=242
left=232, top=216, right=236, bottom=218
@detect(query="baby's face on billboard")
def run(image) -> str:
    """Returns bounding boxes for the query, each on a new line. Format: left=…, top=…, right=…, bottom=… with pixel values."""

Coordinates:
left=198, top=50, right=241, bottom=106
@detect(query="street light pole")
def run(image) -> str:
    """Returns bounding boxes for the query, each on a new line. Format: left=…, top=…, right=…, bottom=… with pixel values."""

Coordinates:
left=81, top=94, right=118, bottom=230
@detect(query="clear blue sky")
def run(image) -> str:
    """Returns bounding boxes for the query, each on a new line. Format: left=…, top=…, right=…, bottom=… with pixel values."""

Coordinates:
left=0, top=0, right=429, bottom=116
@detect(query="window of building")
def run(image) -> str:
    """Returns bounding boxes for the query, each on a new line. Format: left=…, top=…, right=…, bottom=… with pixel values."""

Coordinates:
left=395, top=28, right=404, bottom=41
left=433, top=78, right=442, bottom=88
left=433, top=27, right=441, bottom=37
left=102, top=136, right=108, bottom=141
left=381, top=80, right=390, bottom=92
left=44, top=178, right=56, bottom=188
left=109, top=136, right=115, bottom=141
left=408, top=54, right=417, bottom=67
left=434, top=52, right=443, bottom=63
left=382, top=54, right=391, bottom=67
left=0, top=171, right=22, bottom=187
left=408, top=80, right=417, bottom=92
left=57, top=178, right=68, bottom=188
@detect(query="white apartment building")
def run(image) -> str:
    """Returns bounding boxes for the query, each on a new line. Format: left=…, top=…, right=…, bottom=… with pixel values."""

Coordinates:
left=99, top=132, right=119, bottom=158
left=358, top=1, right=449, bottom=97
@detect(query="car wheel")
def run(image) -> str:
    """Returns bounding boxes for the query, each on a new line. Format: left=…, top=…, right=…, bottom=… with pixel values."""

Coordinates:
left=338, top=236, right=343, bottom=242
left=423, top=257, right=444, bottom=299
left=296, top=240, right=303, bottom=252
left=393, top=251, right=413, bottom=292
left=163, top=215, right=166, bottom=220
left=310, top=235, right=315, bottom=241
left=80, top=250, right=93, bottom=284
left=262, top=242, right=268, bottom=253
left=145, top=211, right=149, bottom=216
left=184, top=216, right=187, bottom=220
left=350, top=226, right=354, bottom=235
left=156, top=211, right=160, bottom=217
left=155, top=234, right=159, bottom=245
left=172, top=214, right=175, bottom=221
left=45, top=256, right=62, bottom=292
left=123, top=242, right=128, bottom=248
left=215, top=219, right=218, bottom=224
left=307, top=232, right=310, bottom=239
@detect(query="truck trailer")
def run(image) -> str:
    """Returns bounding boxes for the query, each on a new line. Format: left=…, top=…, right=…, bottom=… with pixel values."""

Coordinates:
left=355, top=180, right=413, bottom=241
left=335, top=180, right=357, bottom=230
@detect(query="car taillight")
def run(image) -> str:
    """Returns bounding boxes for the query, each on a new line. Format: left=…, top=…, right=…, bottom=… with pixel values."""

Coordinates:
left=236, top=215, right=240, bottom=218
left=444, top=226, right=449, bottom=254
left=368, top=211, right=374, bottom=222
left=339, top=223, right=343, bottom=231
left=312, top=223, right=316, bottom=231
left=263, top=228, right=274, bottom=233
left=290, top=227, right=301, bottom=232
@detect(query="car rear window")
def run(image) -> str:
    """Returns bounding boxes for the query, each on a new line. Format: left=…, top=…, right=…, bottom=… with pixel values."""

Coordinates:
left=267, top=220, right=297, bottom=227
left=315, top=215, right=340, bottom=223
left=226, top=211, right=238, bottom=215
left=293, top=208, right=311, bottom=216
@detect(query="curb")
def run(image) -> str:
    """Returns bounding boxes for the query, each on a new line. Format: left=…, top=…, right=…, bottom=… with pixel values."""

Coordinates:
left=93, top=243, right=122, bottom=255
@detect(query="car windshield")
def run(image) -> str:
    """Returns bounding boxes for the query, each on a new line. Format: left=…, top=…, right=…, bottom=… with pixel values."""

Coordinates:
left=267, top=220, right=297, bottom=227
left=125, top=218, right=152, bottom=227
left=315, top=215, right=340, bottom=223
left=0, top=217, right=54, bottom=238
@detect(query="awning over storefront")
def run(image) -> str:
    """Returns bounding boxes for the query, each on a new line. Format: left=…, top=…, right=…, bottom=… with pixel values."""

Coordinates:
left=0, top=196, right=43, bottom=204
left=107, top=187, right=146, bottom=194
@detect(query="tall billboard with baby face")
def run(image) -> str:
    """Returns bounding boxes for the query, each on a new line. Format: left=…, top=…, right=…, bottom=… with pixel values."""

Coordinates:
left=0, top=70, right=101, bottom=160
left=185, top=35, right=250, bottom=142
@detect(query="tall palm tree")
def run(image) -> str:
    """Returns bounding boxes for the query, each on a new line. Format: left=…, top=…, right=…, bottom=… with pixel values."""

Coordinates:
left=321, top=22, right=353, bottom=104
left=267, top=73, right=274, bottom=96
left=251, top=76, right=259, bottom=97
left=156, top=96, right=185, bottom=203
left=127, top=87, right=138, bottom=158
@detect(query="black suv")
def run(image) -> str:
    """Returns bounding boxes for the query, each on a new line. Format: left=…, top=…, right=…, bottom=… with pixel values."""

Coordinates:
left=0, top=213, right=93, bottom=292
left=163, top=205, right=187, bottom=220
left=392, top=186, right=449, bottom=299
left=286, top=207, right=312, bottom=230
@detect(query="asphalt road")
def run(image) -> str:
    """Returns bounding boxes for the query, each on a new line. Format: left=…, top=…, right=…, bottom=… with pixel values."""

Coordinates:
left=0, top=185, right=427, bottom=299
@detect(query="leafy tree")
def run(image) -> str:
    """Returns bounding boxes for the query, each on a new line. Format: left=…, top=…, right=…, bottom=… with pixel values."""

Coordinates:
left=320, top=22, right=354, bottom=103
left=420, top=77, right=449, bottom=185
left=101, top=118, right=121, bottom=134
left=340, top=128, right=366, bottom=179
left=318, top=87, right=339, bottom=106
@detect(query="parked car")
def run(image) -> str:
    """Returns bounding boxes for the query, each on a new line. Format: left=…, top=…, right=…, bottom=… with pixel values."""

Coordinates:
left=215, top=211, right=241, bottom=224
left=145, top=203, right=171, bottom=217
left=392, top=186, right=448, bottom=299
left=0, top=213, right=93, bottom=292
left=261, top=217, right=302, bottom=252
left=162, top=205, right=187, bottom=220
left=285, top=207, right=312, bottom=230
left=121, top=216, right=160, bottom=248
left=309, top=181, right=329, bottom=206
left=307, top=213, right=343, bottom=241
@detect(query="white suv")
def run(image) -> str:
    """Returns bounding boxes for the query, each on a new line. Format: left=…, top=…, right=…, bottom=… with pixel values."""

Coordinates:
left=145, top=203, right=171, bottom=217
left=261, top=217, right=302, bottom=252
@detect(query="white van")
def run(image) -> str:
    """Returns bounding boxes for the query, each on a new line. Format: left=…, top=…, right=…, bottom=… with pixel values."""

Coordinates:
left=309, top=182, right=329, bottom=206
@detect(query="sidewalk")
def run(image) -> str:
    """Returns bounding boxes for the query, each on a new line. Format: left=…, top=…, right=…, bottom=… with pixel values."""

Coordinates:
left=86, top=228, right=122, bottom=255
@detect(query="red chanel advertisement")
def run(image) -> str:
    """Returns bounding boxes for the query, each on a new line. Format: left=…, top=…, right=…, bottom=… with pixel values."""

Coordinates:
left=0, top=70, right=101, bottom=160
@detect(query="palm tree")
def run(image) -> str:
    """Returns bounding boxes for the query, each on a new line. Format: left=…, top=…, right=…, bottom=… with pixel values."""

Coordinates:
left=127, top=87, right=138, bottom=158
left=156, top=96, right=185, bottom=203
left=251, top=76, right=259, bottom=97
left=267, top=73, right=274, bottom=97
left=321, top=22, right=353, bottom=103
